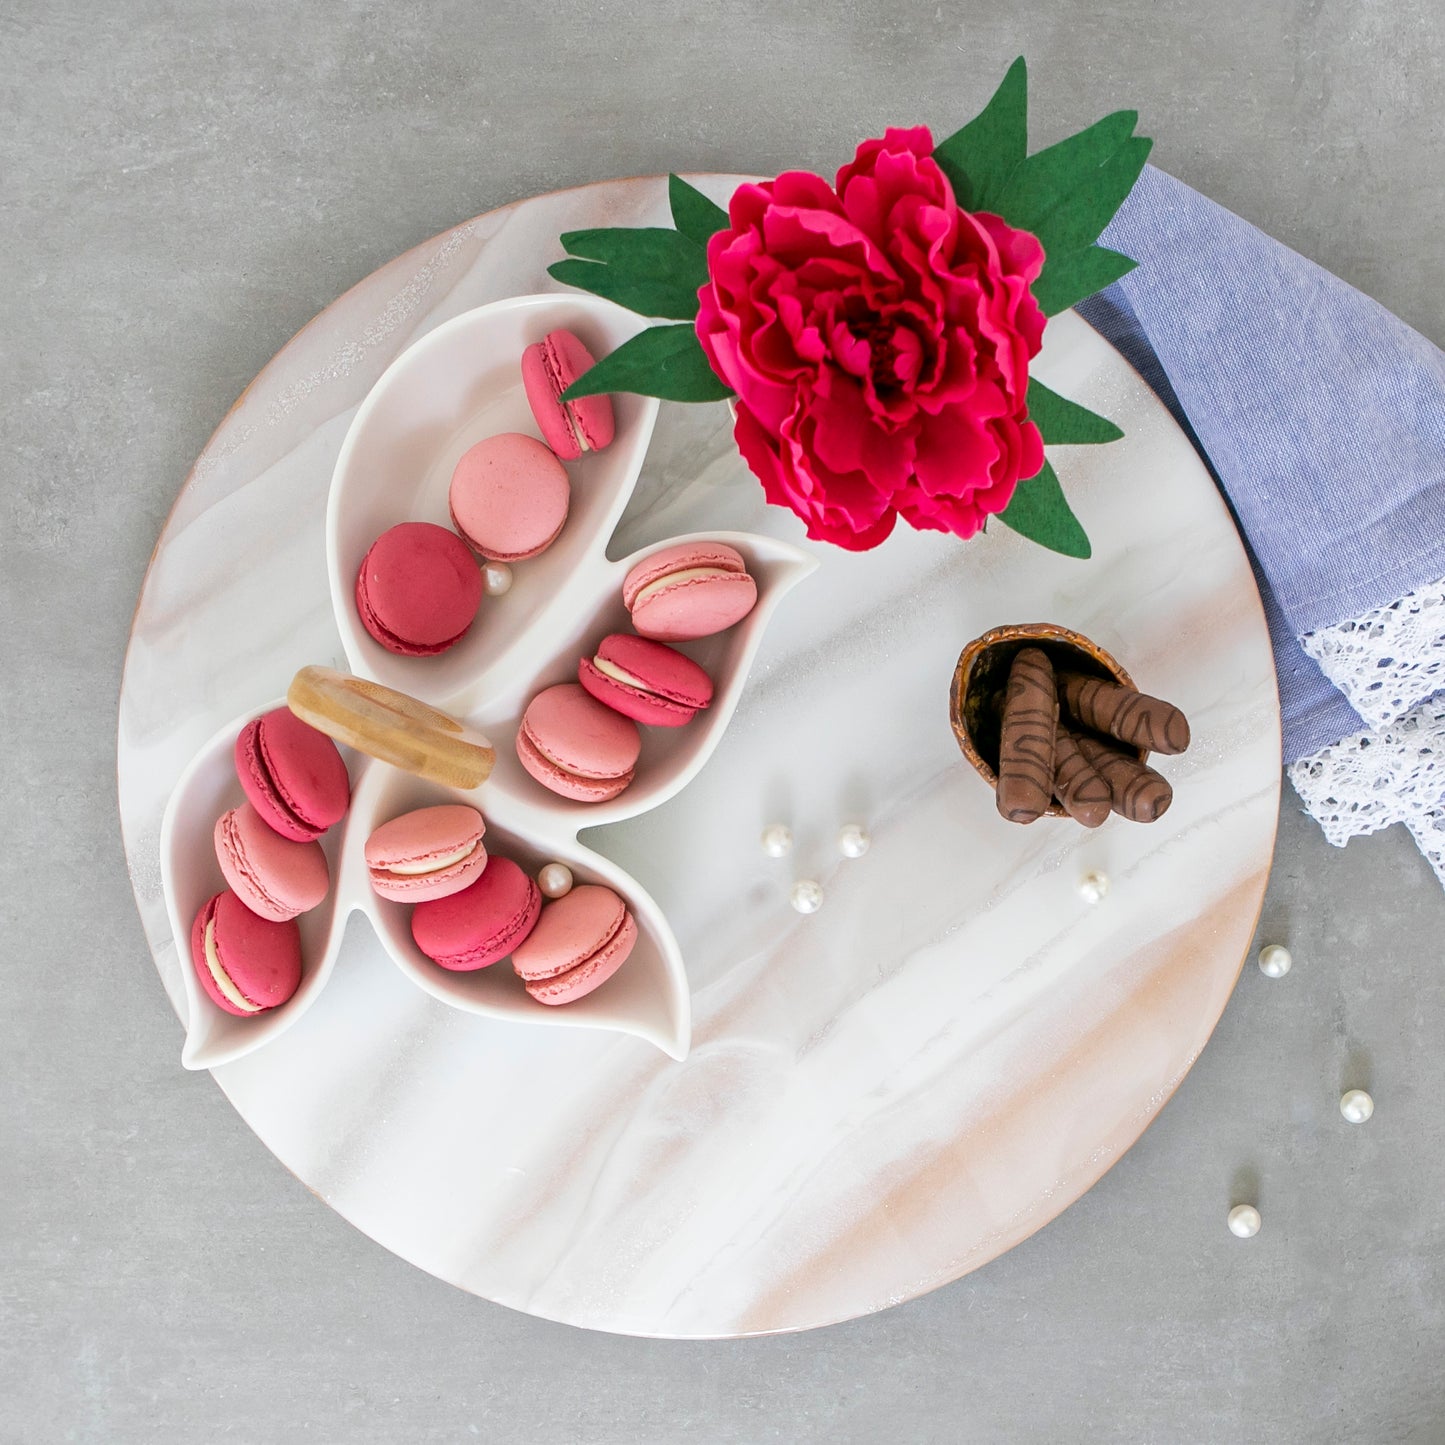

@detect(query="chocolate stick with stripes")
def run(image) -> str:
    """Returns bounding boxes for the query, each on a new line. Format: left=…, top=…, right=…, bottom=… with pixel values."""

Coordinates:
left=1060, top=672, right=1191, bottom=755
left=1053, top=727, right=1112, bottom=828
left=996, top=648, right=1059, bottom=825
left=1075, top=733, right=1174, bottom=823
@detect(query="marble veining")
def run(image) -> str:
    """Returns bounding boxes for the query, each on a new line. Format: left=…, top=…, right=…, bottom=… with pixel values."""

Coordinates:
left=118, top=176, right=1280, bottom=1337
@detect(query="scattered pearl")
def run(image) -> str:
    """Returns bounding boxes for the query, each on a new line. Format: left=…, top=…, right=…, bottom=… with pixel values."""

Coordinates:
left=1227, top=1204, right=1262, bottom=1239
left=1340, top=1089, right=1374, bottom=1124
left=760, top=824, right=793, bottom=859
left=482, top=561, right=514, bottom=597
left=1078, top=870, right=1110, bottom=905
left=537, top=863, right=573, bottom=899
left=790, top=879, right=823, bottom=915
left=837, top=823, right=871, bottom=859
left=1258, top=944, right=1292, bottom=979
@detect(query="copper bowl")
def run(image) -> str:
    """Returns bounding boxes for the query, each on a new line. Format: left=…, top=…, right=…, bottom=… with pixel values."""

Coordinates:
left=950, top=623, right=1140, bottom=819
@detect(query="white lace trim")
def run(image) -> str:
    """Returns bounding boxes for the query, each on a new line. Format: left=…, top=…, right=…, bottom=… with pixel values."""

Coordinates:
left=1300, top=577, right=1445, bottom=731
left=1288, top=692, right=1445, bottom=886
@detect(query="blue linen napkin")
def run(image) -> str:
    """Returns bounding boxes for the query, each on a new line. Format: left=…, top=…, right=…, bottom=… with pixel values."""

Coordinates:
left=1074, top=165, right=1445, bottom=881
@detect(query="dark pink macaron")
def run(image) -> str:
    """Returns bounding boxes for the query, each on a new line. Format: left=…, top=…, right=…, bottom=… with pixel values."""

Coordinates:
left=622, top=541, right=758, bottom=641
left=365, top=804, right=488, bottom=903
left=521, top=328, right=616, bottom=461
left=515, top=683, right=641, bottom=802
left=577, top=633, right=713, bottom=728
left=234, top=708, right=350, bottom=842
left=214, top=803, right=330, bottom=921
left=449, top=433, right=570, bottom=562
left=511, top=884, right=637, bottom=1006
left=411, top=855, right=542, bottom=971
left=190, top=890, right=303, bottom=1017
left=355, top=521, right=483, bottom=657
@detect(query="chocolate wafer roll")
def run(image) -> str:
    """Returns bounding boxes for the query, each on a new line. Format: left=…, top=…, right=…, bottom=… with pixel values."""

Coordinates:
left=1076, top=734, right=1173, bottom=823
left=996, top=648, right=1058, bottom=824
left=1053, top=727, right=1112, bottom=828
left=1060, top=672, right=1191, bottom=755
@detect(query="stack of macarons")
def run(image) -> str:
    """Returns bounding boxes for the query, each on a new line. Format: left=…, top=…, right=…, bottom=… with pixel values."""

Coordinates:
left=192, top=708, right=352, bottom=1019
left=515, top=541, right=758, bottom=802
left=355, top=327, right=616, bottom=658
left=366, top=801, right=636, bottom=1006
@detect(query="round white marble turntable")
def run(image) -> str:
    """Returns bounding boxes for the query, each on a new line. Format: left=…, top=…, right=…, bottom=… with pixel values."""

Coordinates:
left=118, top=175, right=1280, bottom=1337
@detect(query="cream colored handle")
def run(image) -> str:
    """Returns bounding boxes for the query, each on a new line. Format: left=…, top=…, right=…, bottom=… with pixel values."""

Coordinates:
left=287, top=666, right=495, bottom=789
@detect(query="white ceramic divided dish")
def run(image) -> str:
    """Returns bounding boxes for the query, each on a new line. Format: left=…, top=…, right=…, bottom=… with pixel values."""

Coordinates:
left=161, top=293, right=816, bottom=1069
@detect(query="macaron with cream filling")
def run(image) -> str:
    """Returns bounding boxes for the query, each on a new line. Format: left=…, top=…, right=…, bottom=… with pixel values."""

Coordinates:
left=365, top=804, right=488, bottom=902
left=622, top=541, right=758, bottom=641
left=577, top=633, right=713, bottom=727
left=190, top=890, right=303, bottom=1017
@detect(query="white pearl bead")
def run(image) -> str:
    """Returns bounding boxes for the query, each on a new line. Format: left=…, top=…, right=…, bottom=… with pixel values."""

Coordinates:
left=482, top=561, right=514, bottom=597
left=1258, top=944, right=1292, bottom=978
left=1227, top=1204, right=1261, bottom=1238
left=790, top=879, right=823, bottom=914
left=537, top=863, right=573, bottom=899
left=1078, top=870, right=1109, bottom=904
left=760, top=824, right=793, bottom=859
left=1340, top=1089, right=1374, bottom=1124
left=837, top=823, right=870, bottom=859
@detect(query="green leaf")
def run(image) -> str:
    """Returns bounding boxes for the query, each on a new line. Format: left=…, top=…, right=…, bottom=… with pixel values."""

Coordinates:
left=669, top=174, right=730, bottom=248
left=1037, top=135, right=1152, bottom=254
left=1026, top=378, right=1123, bottom=444
left=561, top=323, right=733, bottom=403
left=547, top=259, right=703, bottom=321
left=552, top=225, right=710, bottom=320
left=993, top=110, right=1139, bottom=234
left=997, top=460, right=1092, bottom=558
left=933, top=56, right=1028, bottom=212
left=1032, top=244, right=1137, bottom=315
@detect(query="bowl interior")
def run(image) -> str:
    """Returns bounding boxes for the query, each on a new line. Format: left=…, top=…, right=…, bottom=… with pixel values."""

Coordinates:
left=328, top=294, right=659, bottom=707
left=472, top=532, right=818, bottom=829
left=355, top=765, right=690, bottom=1059
left=958, top=632, right=1132, bottom=781
left=160, top=704, right=354, bottom=1068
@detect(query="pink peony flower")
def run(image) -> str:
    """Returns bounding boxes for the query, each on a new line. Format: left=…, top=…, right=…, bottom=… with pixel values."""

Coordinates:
left=695, top=127, right=1047, bottom=550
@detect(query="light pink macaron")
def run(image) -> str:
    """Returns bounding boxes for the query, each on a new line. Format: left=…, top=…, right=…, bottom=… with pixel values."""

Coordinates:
left=521, top=328, right=616, bottom=461
left=214, top=803, right=330, bottom=922
left=622, top=541, right=758, bottom=641
left=365, top=804, right=488, bottom=902
left=511, top=884, right=638, bottom=1005
left=449, top=433, right=570, bottom=562
left=515, top=683, right=641, bottom=802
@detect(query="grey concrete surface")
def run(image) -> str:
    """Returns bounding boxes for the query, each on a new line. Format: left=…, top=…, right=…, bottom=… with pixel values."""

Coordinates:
left=4, top=2, right=1444, bottom=1441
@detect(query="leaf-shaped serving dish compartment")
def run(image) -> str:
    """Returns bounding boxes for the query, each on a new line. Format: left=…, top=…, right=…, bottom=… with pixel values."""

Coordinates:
left=159, top=701, right=358, bottom=1071
left=161, top=293, right=816, bottom=1071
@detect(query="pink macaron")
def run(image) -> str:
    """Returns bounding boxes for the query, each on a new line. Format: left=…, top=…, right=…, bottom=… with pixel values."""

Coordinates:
left=190, top=890, right=303, bottom=1017
left=214, top=803, right=330, bottom=922
left=410, top=855, right=542, bottom=971
left=235, top=708, right=351, bottom=843
left=622, top=541, right=758, bottom=641
left=511, top=884, right=638, bottom=1006
left=449, top=433, right=571, bottom=562
left=577, top=633, right=713, bottom=728
left=521, top=328, right=616, bottom=461
left=365, top=804, right=488, bottom=903
left=355, top=521, right=483, bottom=656
left=515, top=683, right=641, bottom=802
